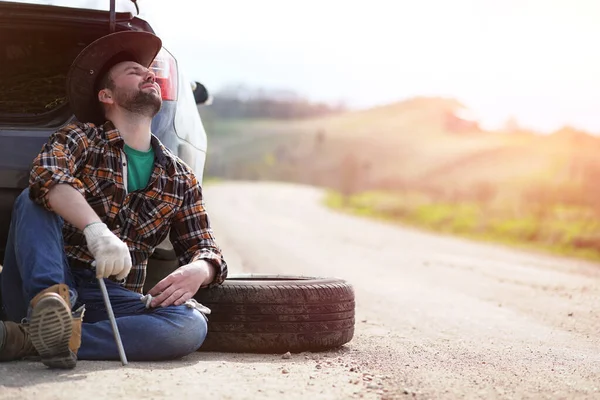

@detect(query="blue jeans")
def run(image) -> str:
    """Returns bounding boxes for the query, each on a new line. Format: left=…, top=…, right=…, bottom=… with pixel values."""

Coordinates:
left=0, top=189, right=207, bottom=361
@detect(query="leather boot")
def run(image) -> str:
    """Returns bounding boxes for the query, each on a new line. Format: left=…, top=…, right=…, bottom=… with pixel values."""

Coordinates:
left=29, top=284, right=84, bottom=369
left=0, top=320, right=37, bottom=361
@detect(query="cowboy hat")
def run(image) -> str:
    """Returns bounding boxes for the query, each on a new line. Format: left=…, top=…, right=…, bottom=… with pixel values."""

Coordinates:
left=66, top=31, right=162, bottom=125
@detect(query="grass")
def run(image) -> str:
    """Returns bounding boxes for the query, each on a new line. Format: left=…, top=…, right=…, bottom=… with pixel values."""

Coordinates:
left=202, top=176, right=224, bottom=186
left=324, top=190, right=600, bottom=262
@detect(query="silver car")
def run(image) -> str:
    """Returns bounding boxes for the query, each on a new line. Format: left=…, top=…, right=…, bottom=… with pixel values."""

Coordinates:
left=0, top=0, right=210, bottom=300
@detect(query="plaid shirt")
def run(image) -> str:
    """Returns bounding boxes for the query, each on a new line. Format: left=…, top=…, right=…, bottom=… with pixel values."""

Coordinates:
left=29, top=121, right=227, bottom=293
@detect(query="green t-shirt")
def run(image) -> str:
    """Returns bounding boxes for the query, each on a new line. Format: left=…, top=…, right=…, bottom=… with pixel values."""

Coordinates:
left=124, top=144, right=155, bottom=192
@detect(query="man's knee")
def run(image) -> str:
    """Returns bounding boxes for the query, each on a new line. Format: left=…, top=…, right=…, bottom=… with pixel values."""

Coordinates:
left=14, top=188, right=43, bottom=216
left=160, top=306, right=208, bottom=358
left=12, top=187, right=62, bottom=228
left=181, top=308, right=208, bottom=352
left=14, top=188, right=32, bottom=209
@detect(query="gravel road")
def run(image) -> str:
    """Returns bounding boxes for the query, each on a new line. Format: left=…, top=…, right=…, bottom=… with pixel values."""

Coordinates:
left=1, top=181, right=599, bottom=400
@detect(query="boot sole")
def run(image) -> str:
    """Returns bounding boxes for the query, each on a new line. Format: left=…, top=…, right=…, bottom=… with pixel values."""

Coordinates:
left=29, top=296, right=76, bottom=369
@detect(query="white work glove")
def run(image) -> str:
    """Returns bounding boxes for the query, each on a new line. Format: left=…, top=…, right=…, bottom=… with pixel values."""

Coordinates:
left=83, top=222, right=132, bottom=280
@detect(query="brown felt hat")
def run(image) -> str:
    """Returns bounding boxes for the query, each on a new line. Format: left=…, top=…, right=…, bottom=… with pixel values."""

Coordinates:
left=66, top=31, right=162, bottom=125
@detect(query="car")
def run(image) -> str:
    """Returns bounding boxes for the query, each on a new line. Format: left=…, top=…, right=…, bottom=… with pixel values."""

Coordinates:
left=0, top=0, right=211, bottom=283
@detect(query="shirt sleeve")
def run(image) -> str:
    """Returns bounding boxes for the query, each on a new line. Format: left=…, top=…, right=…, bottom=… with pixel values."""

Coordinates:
left=29, top=123, right=92, bottom=211
left=169, top=175, right=228, bottom=287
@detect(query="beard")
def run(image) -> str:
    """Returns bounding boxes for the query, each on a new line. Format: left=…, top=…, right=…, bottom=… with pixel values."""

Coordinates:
left=114, top=85, right=162, bottom=118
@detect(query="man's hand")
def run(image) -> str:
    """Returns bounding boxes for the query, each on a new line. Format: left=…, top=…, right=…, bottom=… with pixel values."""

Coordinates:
left=147, top=260, right=215, bottom=308
left=83, top=222, right=132, bottom=280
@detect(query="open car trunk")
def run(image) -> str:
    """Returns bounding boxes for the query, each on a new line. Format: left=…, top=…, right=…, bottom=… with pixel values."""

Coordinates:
left=0, top=2, right=145, bottom=127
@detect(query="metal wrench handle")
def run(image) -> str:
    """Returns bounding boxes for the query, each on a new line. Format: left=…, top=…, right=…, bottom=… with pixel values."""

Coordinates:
left=98, top=278, right=128, bottom=366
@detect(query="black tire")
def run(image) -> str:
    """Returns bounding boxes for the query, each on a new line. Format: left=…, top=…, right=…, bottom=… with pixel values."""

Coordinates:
left=0, top=270, right=5, bottom=321
left=194, top=274, right=355, bottom=353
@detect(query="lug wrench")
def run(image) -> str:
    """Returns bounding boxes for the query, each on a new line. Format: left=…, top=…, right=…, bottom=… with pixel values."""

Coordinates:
left=98, top=278, right=128, bottom=366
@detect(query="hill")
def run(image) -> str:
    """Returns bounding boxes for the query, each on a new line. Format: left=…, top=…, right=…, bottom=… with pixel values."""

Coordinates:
left=203, top=97, right=599, bottom=202
left=200, top=97, right=600, bottom=260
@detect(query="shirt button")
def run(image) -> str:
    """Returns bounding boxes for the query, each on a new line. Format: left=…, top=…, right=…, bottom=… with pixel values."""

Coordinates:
left=122, top=162, right=127, bottom=166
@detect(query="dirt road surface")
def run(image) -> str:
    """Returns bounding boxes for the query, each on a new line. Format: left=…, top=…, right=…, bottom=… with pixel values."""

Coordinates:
left=1, top=181, right=599, bottom=400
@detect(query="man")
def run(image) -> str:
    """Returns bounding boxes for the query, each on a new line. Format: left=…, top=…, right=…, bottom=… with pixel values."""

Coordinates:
left=0, top=31, right=227, bottom=369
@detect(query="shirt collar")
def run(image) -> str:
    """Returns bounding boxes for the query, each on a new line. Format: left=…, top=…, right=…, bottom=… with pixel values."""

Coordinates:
left=150, top=135, right=169, bottom=167
left=102, top=120, right=168, bottom=167
left=102, top=120, right=124, bottom=147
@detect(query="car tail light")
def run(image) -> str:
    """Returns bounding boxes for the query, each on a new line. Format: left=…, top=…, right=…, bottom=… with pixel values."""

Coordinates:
left=151, top=48, right=178, bottom=101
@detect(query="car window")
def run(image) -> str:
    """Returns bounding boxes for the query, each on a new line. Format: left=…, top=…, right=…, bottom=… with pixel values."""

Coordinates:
left=0, top=0, right=136, bottom=13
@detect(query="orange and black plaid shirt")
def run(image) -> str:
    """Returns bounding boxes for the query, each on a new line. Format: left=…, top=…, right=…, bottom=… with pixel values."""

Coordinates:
left=29, top=121, right=227, bottom=293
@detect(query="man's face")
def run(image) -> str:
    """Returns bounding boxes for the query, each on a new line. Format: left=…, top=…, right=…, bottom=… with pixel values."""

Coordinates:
left=101, top=61, right=162, bottom=118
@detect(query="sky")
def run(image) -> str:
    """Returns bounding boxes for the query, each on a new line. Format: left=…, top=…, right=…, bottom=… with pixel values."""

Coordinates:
left=13, top=0, right=598, bottom=133
left=138, top=0, right=600, bottom=133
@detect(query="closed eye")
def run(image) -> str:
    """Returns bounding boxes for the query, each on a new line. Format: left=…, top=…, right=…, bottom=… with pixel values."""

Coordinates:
left=125, top=66, right=144, bottom=75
